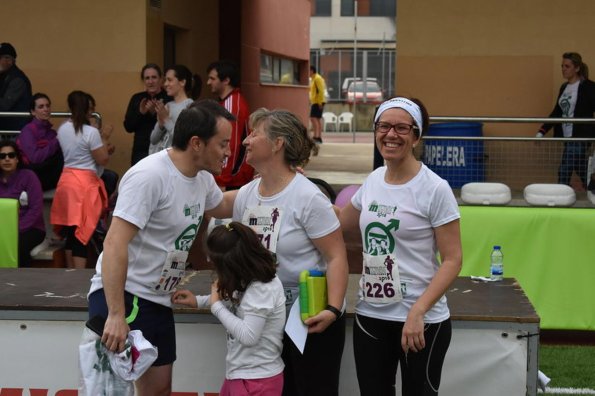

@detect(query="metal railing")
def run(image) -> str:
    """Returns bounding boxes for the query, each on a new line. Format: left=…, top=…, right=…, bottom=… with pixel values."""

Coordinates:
left=414, top=117, right=595, bottom=191
left=0, top=111, right=102, bottom=138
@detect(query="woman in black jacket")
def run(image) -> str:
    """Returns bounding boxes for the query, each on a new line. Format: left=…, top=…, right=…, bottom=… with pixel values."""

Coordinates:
left=537, top=52, right=595, bottom=188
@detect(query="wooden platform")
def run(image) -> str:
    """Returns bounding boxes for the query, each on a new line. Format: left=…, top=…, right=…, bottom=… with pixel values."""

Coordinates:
left=0, top=268, right=538, bottom=324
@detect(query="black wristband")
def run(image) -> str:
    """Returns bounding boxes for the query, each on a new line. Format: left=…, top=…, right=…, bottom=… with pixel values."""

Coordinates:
left=325, top=304, right=342, bottom=319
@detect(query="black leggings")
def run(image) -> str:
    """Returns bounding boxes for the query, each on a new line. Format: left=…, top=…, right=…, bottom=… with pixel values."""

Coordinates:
left=62, top=226, right=88, bottom=258
left=19, top=228, right=45, bottom=267
left=353, top=314, right=452, bottom=396
left=282, top=313, right=346, bottom=396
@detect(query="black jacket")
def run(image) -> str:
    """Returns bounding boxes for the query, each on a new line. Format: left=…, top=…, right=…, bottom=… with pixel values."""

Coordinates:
left=0, top=64, right=32, bottom=131
left=123, top=90, right=171, bottom=165
left=539, top=79, right=595, bottom=138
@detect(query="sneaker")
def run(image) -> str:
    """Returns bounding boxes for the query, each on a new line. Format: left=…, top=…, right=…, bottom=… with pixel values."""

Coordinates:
left=314, top=137, right=323, bottom=144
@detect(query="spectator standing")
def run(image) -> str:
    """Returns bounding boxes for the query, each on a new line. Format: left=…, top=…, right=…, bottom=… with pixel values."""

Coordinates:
left=233, top=109, right=348, bottom=396
left=16, top=93, right=64, bottom=191
left=149, top=65, right=198, bottom=155
left=309, top=65, right=326, bottom=144
left=124, top=63, right=171, bottom=166
left=88, top=100, right=237, bottom=395
left=339, top=97, right=462, bottom=396
left=537, top=52, right=595, bottom=188
left=207, top=60, right=254, bottom=190
left=0, top=140, right=45, bottom=267
left=50, top=91, right=110, bottom=269
left=0, top=42, right=32, bottom=131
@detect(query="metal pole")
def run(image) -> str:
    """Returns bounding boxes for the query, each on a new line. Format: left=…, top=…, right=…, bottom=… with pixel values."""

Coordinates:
left=353, top=0, right=358, bottom=143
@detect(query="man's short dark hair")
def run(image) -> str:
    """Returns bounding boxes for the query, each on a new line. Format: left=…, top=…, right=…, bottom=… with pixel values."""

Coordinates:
left=172, top=99, right=235, bottom=150
left=206, top=60, right=240, bottom=88
left=310, top=65, right=316, bottom=73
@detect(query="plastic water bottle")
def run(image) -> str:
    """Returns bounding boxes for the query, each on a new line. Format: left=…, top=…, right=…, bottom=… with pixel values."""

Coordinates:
left=490, top=245, right=503, bottom=281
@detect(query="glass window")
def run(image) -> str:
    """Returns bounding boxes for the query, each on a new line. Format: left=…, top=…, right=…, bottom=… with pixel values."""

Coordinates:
left=313, top=0, right=332, bottom=16
left=260, top=53, right=300, bottom=85
left=340, top=0, right=354, bottom=16
left=260, top=54, right=273, bottom=83
left=341, top=0, right=395, bottom=17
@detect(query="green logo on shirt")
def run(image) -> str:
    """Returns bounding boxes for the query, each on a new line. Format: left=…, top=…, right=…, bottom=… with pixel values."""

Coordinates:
left=368, top=201, right=397, bottom=218
left=175, top=223, right=198, bottom=252
left=364, top=219, right=400, bottom=255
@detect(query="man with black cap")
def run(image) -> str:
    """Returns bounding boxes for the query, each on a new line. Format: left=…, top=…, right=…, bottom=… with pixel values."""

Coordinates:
left=0, top=42, right=32, bottom=131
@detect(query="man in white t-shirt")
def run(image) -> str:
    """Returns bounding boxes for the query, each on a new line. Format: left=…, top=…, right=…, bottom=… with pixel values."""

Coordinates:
left=87, top=99, right=238, bottom=395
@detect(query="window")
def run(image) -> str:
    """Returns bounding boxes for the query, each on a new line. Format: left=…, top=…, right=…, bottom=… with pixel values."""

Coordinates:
left=260, top=53, right=300, bottom=85
left=312, top=0, right=332, bottom=16
left=341, top=0, right=396, bottom=17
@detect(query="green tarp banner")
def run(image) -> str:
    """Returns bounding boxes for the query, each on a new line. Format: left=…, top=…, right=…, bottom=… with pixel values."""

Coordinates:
left=0, top=198, right=18, bottom=268
left=459, top=206, right=595, bottom=330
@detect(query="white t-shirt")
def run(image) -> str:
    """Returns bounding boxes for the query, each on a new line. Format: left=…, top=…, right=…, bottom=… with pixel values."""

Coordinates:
left=89, top=149, right=223, bottom=307
left=233, top=174, right=340, bottom=292
left=149, top=98, right=193, bottom=154
left=351, top=164, right=460, bottom=323
left=57, top=120, right=104, bottom=174
left=206, top=276, right=286, bottom=380
left=559, top=80, right=580, bottom=137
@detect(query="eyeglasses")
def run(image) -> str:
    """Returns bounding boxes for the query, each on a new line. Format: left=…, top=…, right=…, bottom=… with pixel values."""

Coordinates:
left=374, top=122, right=418, bottom=135
left=0, top=152, right=17, bottom=160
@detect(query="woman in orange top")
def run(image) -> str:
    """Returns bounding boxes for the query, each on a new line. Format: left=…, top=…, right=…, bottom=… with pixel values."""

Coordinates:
left=50, top=91, right=109, bottom=268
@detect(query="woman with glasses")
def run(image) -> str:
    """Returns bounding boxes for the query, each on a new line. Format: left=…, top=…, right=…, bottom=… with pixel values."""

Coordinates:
left=536, top=52, right=595, bottom=189
left=339, top=97, right=462, bottom=396
left=16, top=93, right=64, bottom=191
left=0, top=140, right=45, bottom=267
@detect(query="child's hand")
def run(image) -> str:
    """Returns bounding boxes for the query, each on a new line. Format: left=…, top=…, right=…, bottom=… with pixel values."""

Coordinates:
left=171, top=289, right=198, bottom=308
left=209, top=280, right=221, bottom=305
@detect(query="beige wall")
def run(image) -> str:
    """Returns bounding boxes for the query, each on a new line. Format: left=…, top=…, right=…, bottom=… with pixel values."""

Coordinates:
left=0, top=0, right=222, bottom=176
left=0, top=0, right=148, bottom=177
left=396, top=0, right=595, bottom=137
left=1, top=0, right=313, bottom=175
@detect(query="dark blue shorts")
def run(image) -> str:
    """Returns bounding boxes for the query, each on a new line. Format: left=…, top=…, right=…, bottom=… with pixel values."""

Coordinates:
left=310, top=103, right=324, bottom=118
left=88, top=289, right=176, bottom=366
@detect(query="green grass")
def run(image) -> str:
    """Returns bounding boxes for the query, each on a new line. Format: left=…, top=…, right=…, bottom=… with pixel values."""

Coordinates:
left=539, top=345, right=595, bottom=394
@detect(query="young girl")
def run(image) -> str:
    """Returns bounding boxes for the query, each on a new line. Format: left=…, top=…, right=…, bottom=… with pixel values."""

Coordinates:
left=172, top=221, right=286, bottom=396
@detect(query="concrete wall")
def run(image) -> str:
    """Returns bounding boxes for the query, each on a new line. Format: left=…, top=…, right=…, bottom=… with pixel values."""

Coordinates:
left=396, top=0, right=595, bottom=138
left=0, top=0, right=147, bottom=177
left=310, top=0, right=395, bottom=47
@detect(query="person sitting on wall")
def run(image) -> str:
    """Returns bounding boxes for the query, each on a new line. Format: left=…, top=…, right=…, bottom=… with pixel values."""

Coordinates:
left=0, top=140, right=45, bottom=267
left=16, top=93, right=64, bottom=191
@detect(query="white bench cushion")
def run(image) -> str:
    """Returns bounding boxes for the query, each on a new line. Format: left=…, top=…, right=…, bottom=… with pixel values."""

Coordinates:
left=524, top=184, right=576, bottom=207
left=461, top=182, right=511, bottom=205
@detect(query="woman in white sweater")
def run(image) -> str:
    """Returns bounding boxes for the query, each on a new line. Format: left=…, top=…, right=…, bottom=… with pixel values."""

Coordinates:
left=149, top=64, right=200, bottom=154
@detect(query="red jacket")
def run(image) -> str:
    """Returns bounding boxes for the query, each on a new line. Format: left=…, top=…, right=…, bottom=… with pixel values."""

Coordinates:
left=215, top=89, right=254, bottom=188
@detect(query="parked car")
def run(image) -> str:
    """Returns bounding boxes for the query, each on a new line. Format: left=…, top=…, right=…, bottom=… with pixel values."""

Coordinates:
left=346, top=80, right=384, bottom=104
left=341, top=77, right=378, bottom=99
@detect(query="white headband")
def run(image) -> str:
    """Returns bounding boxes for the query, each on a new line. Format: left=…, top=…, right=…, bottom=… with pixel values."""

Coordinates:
left=374, top=97, right=423, bottom=137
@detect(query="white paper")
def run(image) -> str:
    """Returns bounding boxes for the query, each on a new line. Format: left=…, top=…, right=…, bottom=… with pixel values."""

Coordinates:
left=284, top=300, right=308, bottom=354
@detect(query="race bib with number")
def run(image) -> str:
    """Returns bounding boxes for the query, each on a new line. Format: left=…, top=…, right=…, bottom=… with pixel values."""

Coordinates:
left=242, top=206, right=283, bottom=253
left=362, top=252, right=402, bottom=304
left=153, top=250, right=187, bottom=294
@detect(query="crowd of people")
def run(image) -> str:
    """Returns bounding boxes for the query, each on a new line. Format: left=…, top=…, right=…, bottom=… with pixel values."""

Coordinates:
left=2, top=40, right=594, bottom=395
